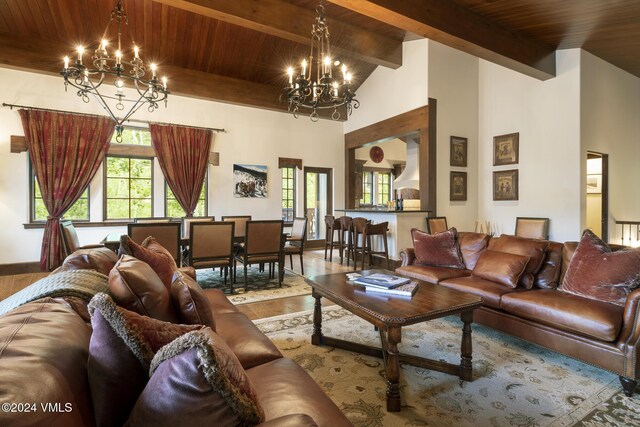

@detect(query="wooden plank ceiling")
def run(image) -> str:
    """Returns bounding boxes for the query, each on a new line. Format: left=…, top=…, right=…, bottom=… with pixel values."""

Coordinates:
left=0, top=0, right=638, bottom=116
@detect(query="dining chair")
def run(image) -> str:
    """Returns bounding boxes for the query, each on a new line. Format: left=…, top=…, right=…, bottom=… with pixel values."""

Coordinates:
left=234, top=220, right=285, bottom=292
left=426, top=216, right=448, bottom=234
left=221, top=215, right=252, bottom=240
left=189, top=221, right=235, bottom=293
left=515, top=217, right=550, bottom=240
left=127, top=222, right=181, bottom=263
left=59, top=220, right=104, bottom=257
left=284, top=217, right=308, bottom=275
left=133, top=217, right=173, bottom=223
left=181, top=216, right=215, bottom=239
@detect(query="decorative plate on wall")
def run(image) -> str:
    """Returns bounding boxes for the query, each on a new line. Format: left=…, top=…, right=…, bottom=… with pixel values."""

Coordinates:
left=369, top=146, right=384, bottom=163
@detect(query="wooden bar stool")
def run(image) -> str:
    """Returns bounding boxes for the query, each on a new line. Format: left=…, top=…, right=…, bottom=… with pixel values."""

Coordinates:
left=363, top=221, right=390, bottom=270
left=324, top=215, right=341, bottom=262
left=338, top=216, right=353, bottom=265
left=350, top=217, right=368, bottom=270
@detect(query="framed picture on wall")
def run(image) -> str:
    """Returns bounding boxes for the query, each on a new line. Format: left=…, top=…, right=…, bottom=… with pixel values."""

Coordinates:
left=587, top=174, right=602, bottom=194
left=450, top=136, right=467, bottom=167
left=450, top=171, right=467, bottom=201
left=493, top=169, right=519, bottom=201
left=233, top=164, right=268, bottom=198
left=493, top=132, right=519, bottom=166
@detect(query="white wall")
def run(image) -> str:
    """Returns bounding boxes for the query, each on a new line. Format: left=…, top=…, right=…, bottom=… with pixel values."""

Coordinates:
left=581, top=50, right=640, bottom=244
left=427, top=41, right=479, bottom=232
left=0, top=68, right=345, bottom=263
left=477, top=49, right=582, bottom=241
left=344, top=39, right=429, bottom=133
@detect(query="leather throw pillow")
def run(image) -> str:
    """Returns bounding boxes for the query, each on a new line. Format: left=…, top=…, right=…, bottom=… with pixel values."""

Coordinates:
left=170, top=270, right=216, bottom=330
left=119, top=235, right=177, bottom=289
left=560, top=229, right=640, bottom=306
left=472, top=249, right=530, bottom=288
left=59, top=247, right=119, bottom=276
left=127, top=329, right=264, bottom=426
left=411, top=227, right=465, bottom=269
left=488, top=235, right=549, bottom=289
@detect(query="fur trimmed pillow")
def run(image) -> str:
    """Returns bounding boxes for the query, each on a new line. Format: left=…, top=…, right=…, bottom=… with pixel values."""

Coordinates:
left=170, top=270, right=216, bottom=330
left=127, top=329, right=264, bottom=426
left=119, top=235, right=177, bottom=289
left=411, top=227, right=465, bottom=269
left=87, top=293, right=203, bottom=427
left=560, top=229, right=640, bottom=306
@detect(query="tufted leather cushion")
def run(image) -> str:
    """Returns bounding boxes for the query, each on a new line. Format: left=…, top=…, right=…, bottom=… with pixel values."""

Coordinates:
left=108, top=255, right=179, bottom=323
left=119, top=235, right=177, bottom=289
left=60, top=247, right=119, bottom=276
left=560, top=230, right=640, bottom=306
left=87, top=293, right=203, bottom=427
left=127, top=329, right=264, bottom=426
left=534, top=242, right=563, bottom=289
left=170, top=270, right=216, bottom=330
left=411, top=228, right=464, bottom=268
left=471, top=249, right=530, bottom=288
left=457, top=232, right=491, bottom=270
left=501, top=289, right=624, bottom=342
left=488, top=235, right=549, bottom=288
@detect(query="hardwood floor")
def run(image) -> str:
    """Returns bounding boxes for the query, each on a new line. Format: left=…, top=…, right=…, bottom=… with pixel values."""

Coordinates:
left=0, top=249, right=356, bottom=321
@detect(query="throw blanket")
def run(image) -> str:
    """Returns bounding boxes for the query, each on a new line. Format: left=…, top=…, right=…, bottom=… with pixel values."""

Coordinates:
left=0, top=270, right=110, bottom=317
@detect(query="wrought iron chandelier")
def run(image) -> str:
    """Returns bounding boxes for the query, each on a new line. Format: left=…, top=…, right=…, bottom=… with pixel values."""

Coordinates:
left=281, top=0, right=359, bottom=121
left=60, top=0, right=169, bottom=142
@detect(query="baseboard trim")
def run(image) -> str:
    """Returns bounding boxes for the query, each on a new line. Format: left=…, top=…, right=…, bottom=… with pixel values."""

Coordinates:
left=0, top=262, right=42, bottom=276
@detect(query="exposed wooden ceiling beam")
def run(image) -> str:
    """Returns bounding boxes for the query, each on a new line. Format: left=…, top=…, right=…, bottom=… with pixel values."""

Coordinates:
left=328, top=0, right=556, bottom=80
left=0, top=33, right=343, bottom=120
left=151, top=0, right=402, bottom=69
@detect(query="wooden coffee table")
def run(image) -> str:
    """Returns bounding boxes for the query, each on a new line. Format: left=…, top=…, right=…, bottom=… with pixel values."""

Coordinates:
left=306, top=269, right=483, bottom=412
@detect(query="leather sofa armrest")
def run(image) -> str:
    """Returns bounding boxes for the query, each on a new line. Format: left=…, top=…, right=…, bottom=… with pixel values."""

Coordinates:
left=256, top=414, right=319, bottom=427
left=177, top=266, right=197, bottom=281
left=618, top=288, right=640, bottom=346
left=79, top=244, right=105, bottom=249
left=400, top=248, right=415, bottom=267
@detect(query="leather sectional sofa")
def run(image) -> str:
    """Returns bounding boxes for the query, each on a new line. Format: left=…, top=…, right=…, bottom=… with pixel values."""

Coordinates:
left=0, top=246, right=350, bottom=426
left=398, top=231, right=640, bottom=397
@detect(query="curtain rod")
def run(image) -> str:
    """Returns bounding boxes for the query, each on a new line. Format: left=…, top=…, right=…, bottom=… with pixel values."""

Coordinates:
left=1, top=103, right=225, bottom=133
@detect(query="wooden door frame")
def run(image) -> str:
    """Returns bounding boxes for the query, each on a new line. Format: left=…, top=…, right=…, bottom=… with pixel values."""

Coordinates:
left=587, top=151, right=609, bottom=242
left=343, top=102, right=437, bottom=212
left=303, top=167, right=334, bottom=246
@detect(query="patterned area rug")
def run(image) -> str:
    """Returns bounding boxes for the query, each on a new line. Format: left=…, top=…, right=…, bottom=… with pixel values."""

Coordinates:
left=254, top=306, right=640, bottom=427
left=196, top=266, right=311, bottom=305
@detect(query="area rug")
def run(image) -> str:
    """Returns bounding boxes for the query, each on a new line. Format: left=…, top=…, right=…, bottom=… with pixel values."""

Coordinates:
left=254, top=306, right=640, bottom=427
left=196, top=266, right=311, bottom=305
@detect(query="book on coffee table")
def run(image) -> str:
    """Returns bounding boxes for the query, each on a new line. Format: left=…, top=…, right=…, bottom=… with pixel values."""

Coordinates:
left=353, top=273, right=411, bottom=289
left=364, top=281, right=419, bottom=297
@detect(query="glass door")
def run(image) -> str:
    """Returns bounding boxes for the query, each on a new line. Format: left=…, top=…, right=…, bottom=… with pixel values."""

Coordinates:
left=304, top=167, right=333, bottom=243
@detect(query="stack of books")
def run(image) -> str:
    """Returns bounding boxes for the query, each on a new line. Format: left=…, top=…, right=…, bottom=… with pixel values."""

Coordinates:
left=352, top=273, right=419, bottom=297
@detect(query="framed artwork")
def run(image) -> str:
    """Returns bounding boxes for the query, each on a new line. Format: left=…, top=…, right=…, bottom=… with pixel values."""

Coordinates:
left=450, top=136, right=468, bottom=167
left=587, top=174, right=602, bottom=194
left=450, top=171, right=467, bottom=201
left=233, top=164, right=268, bottom=198
left=493, top=132, right=519, bottom=166
left=493, top=169, right=519, bottom=201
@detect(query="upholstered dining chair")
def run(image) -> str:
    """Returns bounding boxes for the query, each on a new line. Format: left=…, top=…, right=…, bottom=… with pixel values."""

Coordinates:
left=284, top=217, right=308, bottom=275
left=515, top=217, right=550, bottom=240
left=133, top=217, right=173, bottom=223
left=426, top=216, right=448, bottom=234
left=189, top=221, right=235, bottom=293
left=59, top=220, right=104, bottom=257
left=234, top=220, right=285, bottom=292
left=221, top=215, right=252, bottom=240
left=127, top=222, right=181, bottom=263
left=181, top=216, right=215, bottom=239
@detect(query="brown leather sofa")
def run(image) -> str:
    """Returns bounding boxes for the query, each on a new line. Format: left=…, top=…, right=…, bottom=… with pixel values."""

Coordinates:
left=398, top=232, right=640, bottom=397
left=0, top=267, right=350, bottom=426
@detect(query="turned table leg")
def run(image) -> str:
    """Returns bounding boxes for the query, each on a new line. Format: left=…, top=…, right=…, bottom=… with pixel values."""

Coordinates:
left=385, top=327, right=402, bottom=412
left=311, top=291, right=323, bottom=346
left=460, top=310, right=474, bottom=382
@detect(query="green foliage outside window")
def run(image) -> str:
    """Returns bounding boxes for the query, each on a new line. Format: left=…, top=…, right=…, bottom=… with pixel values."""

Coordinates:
left=281, top=167, right=295, bottom=221
left=377, top=173, right=390, bottom=205
left=32, top=173, right=89, bottom=222
left=166, top=184, right=207, bottom=217
left=105, top=156, right=153, bottom=219
left=360, top=172, right=373, bottom=205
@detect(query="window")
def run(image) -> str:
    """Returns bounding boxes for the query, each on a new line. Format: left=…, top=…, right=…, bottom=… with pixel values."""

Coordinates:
left=166, top=180, right=207, bottom=217
left=377, top=173, right=391, bottom=205
left=30, top=165, right=89, bottom=222
left=360, top=171, right=373, bottom=205
left=281, top=167, right=296, bottom=222
left=104, top=128, right=153, bottom=220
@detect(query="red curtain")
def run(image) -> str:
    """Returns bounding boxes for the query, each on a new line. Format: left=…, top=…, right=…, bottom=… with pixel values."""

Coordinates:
left=19, top=109, right=115, bottom=271
left=149, top=124, right=212, bottom=217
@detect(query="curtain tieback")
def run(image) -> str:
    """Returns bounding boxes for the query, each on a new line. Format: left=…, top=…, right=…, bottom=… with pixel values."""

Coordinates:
left=47, top=216, right=61, bottom=220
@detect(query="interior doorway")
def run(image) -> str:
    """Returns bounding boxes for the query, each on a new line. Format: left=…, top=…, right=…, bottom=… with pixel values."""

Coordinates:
left=304, top=167, right=333, bottom=245
left=586, top=151, right=609, bottom=241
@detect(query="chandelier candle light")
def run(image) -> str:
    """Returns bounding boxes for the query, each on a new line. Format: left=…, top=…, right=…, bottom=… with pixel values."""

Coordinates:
left=60, top=0, right=169, bottom=142
left=281, top=1, right=359, bottom=121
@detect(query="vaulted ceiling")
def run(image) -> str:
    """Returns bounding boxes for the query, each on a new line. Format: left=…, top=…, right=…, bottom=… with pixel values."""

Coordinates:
left=0, top=0, right=638, bottom=117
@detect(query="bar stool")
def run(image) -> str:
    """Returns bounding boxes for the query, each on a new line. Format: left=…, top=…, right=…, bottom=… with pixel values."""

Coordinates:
left=338, top=216, right=353, bottom=265
left=350, top=217, right=368, bottom=270
left=363, top=222, right=390, bottom=270
left=324, top=215, right=341, bottom=261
